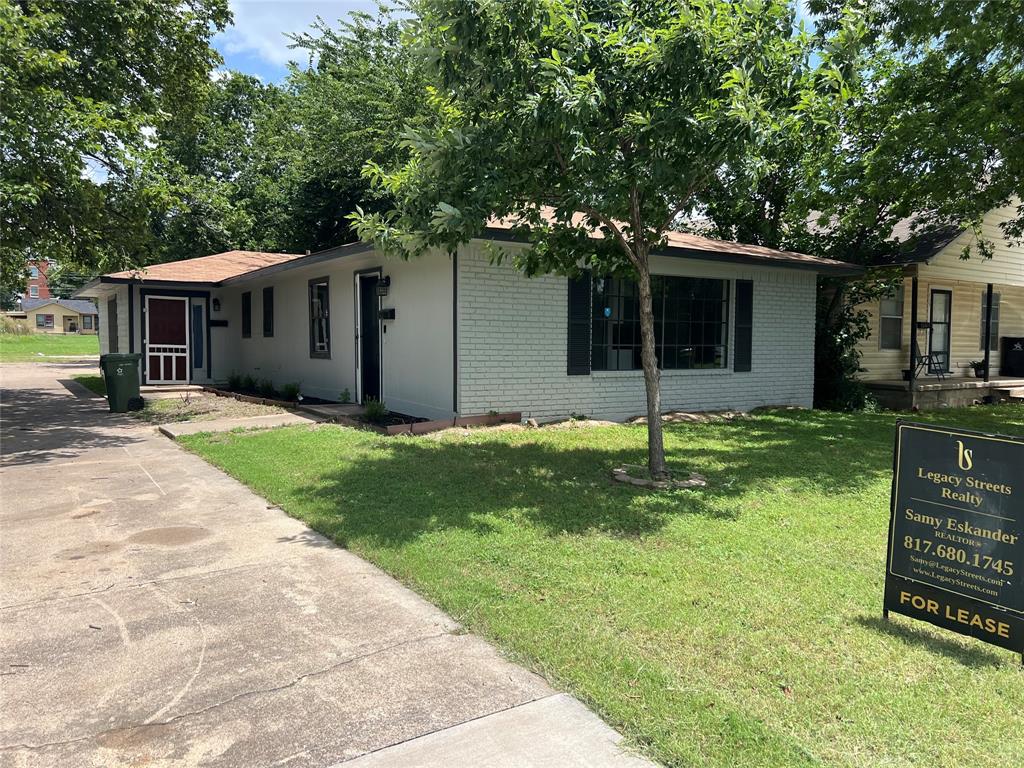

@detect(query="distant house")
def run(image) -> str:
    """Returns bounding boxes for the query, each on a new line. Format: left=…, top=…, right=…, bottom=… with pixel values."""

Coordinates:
left=24, top=260, right=52, bottom=300
left=77, top=225, right=858, bottom=421
left=856, top=202, right=1024, bottom=408
left=9, top=298, right=100, bottom=334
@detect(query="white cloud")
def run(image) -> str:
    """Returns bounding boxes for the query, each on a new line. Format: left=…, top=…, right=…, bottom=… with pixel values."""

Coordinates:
left=215, top=0, right=376, bottom=69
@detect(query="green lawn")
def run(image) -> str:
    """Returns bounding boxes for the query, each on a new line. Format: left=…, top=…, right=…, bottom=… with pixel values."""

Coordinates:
left=0, top=333, right=99, bottom=362
left=72, top=374, right=106, bottom=396
left=181, top=407, right=1024, bottom=768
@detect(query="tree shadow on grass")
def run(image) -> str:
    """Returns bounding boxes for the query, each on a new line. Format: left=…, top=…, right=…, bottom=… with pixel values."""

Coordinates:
left=855, top=615, right=1012, bottom=669
left=279, top=408, right=928, bottom=550
left=262, top=405, right=1024, bottom=551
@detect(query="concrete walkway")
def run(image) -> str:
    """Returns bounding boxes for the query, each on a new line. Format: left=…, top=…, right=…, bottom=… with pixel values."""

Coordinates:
left=0, top=363, right=654, bottom=768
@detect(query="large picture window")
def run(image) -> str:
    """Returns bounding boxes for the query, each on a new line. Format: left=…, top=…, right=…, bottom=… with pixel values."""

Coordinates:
left=309, top=277, right=330, bottom=358
left=591, top=275, right=728, bottom=371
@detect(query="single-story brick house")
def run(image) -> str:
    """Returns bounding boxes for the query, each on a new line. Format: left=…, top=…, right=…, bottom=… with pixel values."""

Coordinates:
left=6, top=298, right=100, bottom=334
left=76, top=225, right=858, bottom=421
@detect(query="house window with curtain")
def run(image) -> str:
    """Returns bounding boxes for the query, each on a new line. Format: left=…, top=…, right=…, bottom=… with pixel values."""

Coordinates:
left=980, top=292, right=1000, bottom=350
left=36, top=314, right=53, bottom=328
left=879, top=290, right=904, bottom=350
left=309, top=278, right=330, bottom=358
left=591, top=275, right=728, bottom=371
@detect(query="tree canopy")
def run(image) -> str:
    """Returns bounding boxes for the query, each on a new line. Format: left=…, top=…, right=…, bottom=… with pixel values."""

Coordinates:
left=0, top=0, right=231, bottom=295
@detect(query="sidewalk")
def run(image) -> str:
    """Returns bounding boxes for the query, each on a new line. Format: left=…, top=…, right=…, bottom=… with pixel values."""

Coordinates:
left=0, top=362, right=654, bottom=767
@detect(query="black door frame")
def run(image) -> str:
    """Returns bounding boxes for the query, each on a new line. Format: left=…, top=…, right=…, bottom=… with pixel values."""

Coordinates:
left=354, top=268, right=383, bottom=403
left=928, top=288, right=952, bottom=374
left=139, top=288, right=211, bottom=384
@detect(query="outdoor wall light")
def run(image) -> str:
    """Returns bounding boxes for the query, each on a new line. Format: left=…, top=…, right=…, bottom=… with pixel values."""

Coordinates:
left=376, top=276, right=391, bottom=297
left=212, top=298, right=221, bottom=312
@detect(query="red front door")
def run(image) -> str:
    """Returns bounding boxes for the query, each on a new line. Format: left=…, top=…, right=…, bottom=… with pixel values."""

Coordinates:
left=146, top=297, right=188, bottom=383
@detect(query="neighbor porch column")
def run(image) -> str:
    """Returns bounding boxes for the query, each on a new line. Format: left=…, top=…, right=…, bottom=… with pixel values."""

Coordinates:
left=983, top=282, right=994, bottom=382
left=908, top=275, right=919, bottom=390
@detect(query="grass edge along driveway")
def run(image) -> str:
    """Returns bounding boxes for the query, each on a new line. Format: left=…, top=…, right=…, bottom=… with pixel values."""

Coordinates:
left=181, top=406, right=1024, bottom=768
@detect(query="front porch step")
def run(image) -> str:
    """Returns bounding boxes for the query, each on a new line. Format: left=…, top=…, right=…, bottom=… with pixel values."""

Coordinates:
left=995, top=388, right=1024, bottom=401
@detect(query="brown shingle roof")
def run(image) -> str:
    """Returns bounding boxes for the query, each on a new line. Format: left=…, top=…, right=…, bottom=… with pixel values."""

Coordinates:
left=104, top=250, right=303, bottom=284
left=486, top=208, right=860, bottom=274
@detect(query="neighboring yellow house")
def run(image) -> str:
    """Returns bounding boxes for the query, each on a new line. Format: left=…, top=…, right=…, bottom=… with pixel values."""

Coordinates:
left=18, top=298, right=99, bottom=335
left=857, top=201, right=1024, bottom=409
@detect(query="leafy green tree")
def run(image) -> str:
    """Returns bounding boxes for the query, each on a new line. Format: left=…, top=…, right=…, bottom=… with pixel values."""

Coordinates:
left=145, top=6, right=429, bottom=262
left=0, top=0, right=230, bottom=291
left=703, top=1, right=1024, bottom=408
left=352, top=0, right=849, bottom=479
left=283, top=5, right=431, bottom=250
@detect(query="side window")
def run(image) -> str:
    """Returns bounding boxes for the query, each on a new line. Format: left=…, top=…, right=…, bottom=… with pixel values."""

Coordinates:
left=29, top=266, right=39, bottom=278
left=263, top=286, right=274, bottom=337
left=980, top=292, right=1000, bottom=350
left=309, top=278, right=330, bottom=358
left=241, top=291, right=252, bottom=338
left=29, top=285, right=39, bottom=298
left=35, top=314, right=45, bottom=328
left=879, top=290, right=904, bottom=350
left=83, top=315, right=93, bottom=330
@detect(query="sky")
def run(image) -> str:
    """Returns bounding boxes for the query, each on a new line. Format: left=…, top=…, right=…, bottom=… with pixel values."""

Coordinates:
left=213, top=0, right=377, bottom=82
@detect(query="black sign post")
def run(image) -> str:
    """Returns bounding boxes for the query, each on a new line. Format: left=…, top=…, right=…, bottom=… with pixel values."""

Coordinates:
left=885, top=421, right=1023, bottom=660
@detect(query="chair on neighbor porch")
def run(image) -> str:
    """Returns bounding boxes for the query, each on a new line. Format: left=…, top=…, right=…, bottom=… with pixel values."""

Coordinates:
left=910, top=323, right=946, bottom=382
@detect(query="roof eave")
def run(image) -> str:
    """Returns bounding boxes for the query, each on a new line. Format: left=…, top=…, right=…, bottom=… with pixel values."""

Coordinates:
left=219, top=242, right=375, bottom=285
left=480, top=228, right=863, bottom=276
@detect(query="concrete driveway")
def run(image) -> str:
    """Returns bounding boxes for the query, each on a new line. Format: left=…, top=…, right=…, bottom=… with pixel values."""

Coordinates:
left=0, top=362, right=653, bottom=768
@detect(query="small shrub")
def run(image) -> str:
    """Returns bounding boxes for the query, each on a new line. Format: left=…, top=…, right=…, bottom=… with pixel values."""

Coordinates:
left=226, top=371, right=242, bottom=391
left=340, top=387, right=351, bottom=404
left=241, top=374, right=257, bottom=393
left=281, top=382, right=301, bottom=402
left=363, top=398, right=389, bottom=424
left=257, top=378, right=276, bottom=398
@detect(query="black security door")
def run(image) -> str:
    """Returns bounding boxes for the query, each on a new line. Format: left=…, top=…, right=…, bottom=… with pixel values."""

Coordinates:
left=359, top=275, right=381, bottom=402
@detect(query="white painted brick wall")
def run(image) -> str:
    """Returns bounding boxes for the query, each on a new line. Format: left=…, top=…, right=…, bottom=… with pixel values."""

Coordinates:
left=457, top=241, right=817, bottom=421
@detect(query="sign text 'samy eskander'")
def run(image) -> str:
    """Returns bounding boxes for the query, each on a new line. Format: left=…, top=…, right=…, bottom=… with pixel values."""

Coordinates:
left=884, top=422, right=1023, bottom=654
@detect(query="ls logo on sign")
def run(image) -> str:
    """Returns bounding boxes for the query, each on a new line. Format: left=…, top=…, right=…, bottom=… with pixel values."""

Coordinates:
left=957, top=440, right=973, bottom=471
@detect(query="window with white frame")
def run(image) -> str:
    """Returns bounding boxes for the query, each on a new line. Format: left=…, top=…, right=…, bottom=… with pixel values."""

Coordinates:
left=29, top=285, right=38, bottom=297
left=36, top=314, right=53, bottom=328
left=83, top=315, right=93, bottom=330
left=29, top=266, right=39, bottom=278
left=980, top=292, right=1000, bottom=350
left=879, top=290, right=904, bottom=350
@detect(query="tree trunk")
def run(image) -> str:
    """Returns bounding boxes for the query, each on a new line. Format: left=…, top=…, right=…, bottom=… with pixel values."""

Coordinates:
left=635, top=248, right=668, bottom=480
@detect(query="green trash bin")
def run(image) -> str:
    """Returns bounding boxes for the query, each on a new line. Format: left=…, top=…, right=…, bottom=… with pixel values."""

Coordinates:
left=100, top=353, right=143, bottom=413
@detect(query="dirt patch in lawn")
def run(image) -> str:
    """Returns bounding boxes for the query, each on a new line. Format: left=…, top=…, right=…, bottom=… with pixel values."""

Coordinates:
left=131, top=393, right=285, bottom=425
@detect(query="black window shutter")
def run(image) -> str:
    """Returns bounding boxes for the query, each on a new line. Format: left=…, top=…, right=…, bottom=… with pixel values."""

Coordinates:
left=734, top=280, right=753, bottom=372
left=567, top=271, right=592, bottom=375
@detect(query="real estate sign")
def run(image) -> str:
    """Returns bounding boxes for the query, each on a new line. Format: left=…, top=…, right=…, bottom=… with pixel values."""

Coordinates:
left=885, top=421, right=1023, bottom=654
